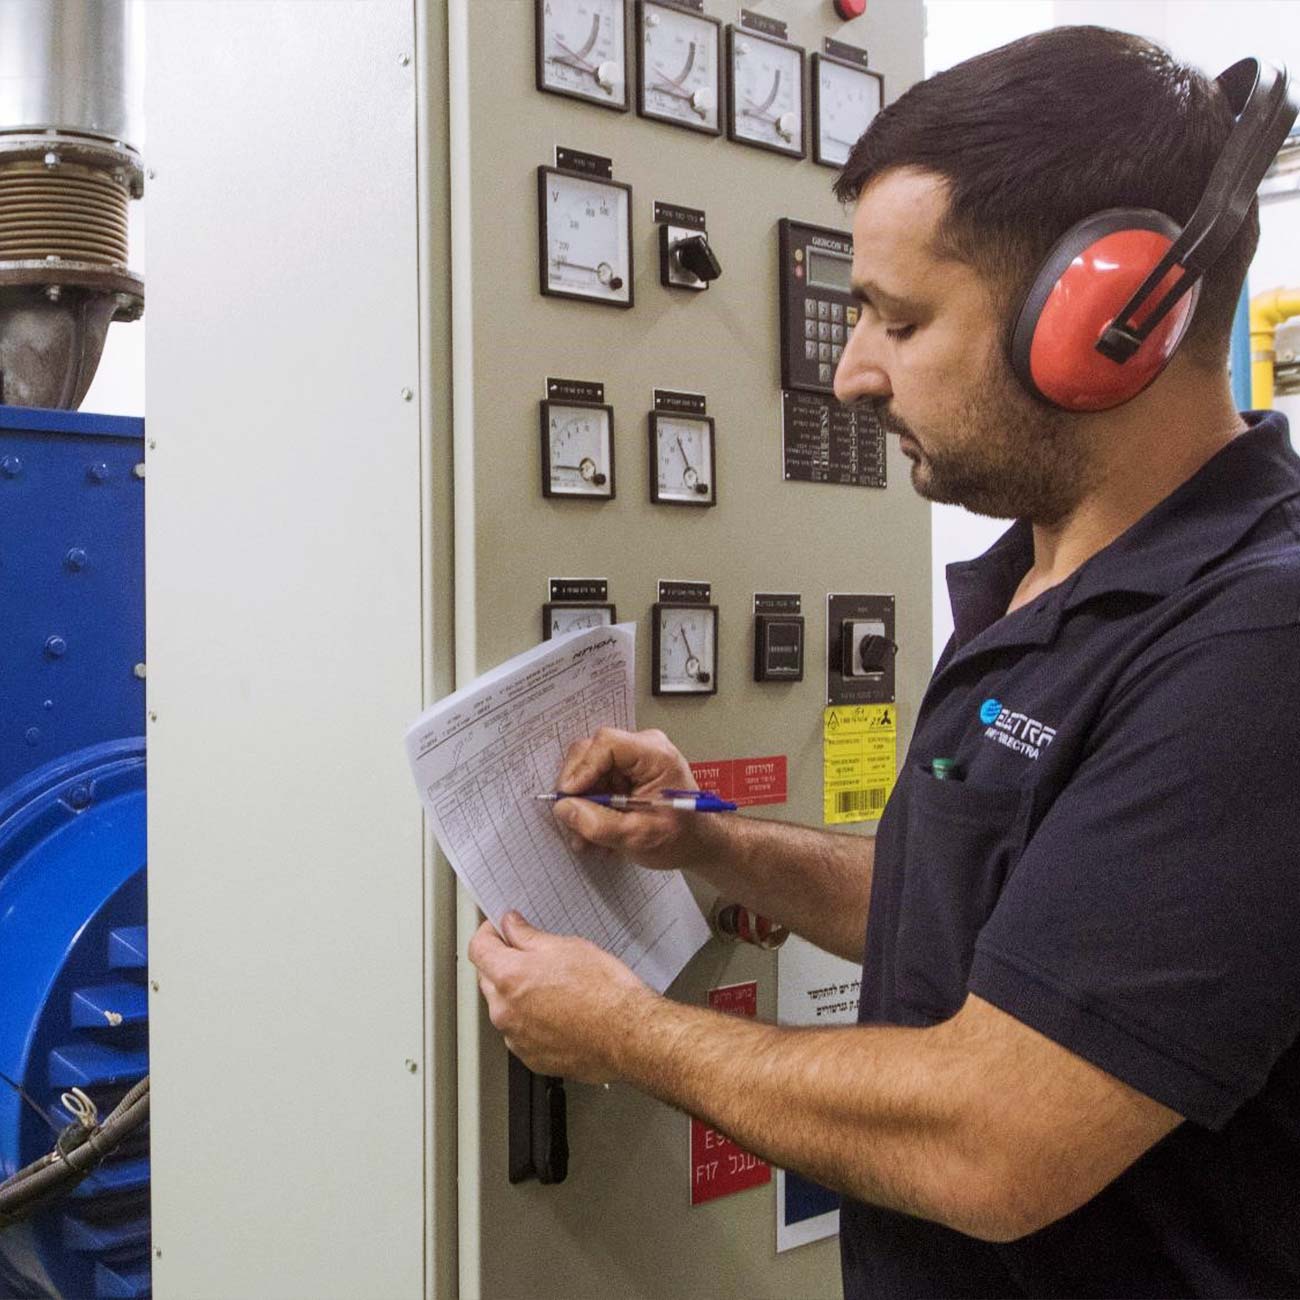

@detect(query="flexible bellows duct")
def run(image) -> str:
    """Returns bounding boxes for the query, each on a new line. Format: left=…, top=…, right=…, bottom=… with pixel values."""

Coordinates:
left=0, top=0, right=143, bottom=411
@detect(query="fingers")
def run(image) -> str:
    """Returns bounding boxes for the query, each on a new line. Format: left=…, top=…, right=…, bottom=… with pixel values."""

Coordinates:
left=552, top=796, right=635, bottom=850
left=467, top=919, right=512, bottom=979
left=500, top=911, right=542, bottom=948
left=559, top=726, right=689, bottom=795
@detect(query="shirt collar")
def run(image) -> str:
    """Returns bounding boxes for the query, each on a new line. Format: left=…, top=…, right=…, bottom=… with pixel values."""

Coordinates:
left=944, top=411, right=1299, bottom=650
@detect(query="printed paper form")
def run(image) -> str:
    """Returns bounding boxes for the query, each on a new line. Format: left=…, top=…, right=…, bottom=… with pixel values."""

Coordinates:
left=405, top=624, right=710, bottom=993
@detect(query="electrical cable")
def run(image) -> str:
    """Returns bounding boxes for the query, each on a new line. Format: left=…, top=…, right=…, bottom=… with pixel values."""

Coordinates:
left=0, top=1076, right=149, bottom=1228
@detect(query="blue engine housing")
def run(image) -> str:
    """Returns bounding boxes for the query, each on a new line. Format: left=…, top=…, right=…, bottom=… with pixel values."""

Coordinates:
left=0, top=406, right=149, bottom=1299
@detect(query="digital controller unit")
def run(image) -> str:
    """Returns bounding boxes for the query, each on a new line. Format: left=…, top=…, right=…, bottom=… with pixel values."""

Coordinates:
left=778, top=218, right=857, bottom=394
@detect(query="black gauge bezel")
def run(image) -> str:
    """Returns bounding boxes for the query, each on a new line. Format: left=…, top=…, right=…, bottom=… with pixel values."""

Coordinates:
left=535, top=0, right=631, bottom=113
left=540, top=398, right=617, bottom=499
left=542, top=602, right=618, bottom=640
left=537, top=166, right=636, bottom=309
left=651, top=602, right=719, bottom=696
left=648, top=411, right=717, bottom=506
left=635, top=0, right=724, bottom=137
left=811, top=53, right=883, bottom=169
left=725, top=24, right=807, bottom=160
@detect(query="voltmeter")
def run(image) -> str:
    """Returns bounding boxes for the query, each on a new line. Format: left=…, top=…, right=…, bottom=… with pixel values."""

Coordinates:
left=536, top=0, right=630, bottom=111
left=812, top=50, right=882, bottom=168
left=778, top=217, right=857, bottom=393
left=726, top=25, right=806, bottom=158
left=538, top=164, right=634, bottom=308
left=653, top=603, right=718, bottom=695
left=540, top=399, right=616, bottom=498
left=650, top=411, right=715, bottom=505
left=636, top=0, right=722, bottom=135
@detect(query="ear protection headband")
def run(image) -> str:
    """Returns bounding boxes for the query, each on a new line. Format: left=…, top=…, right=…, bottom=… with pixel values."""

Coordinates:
left=1010, top=57, right=1299, bottom=412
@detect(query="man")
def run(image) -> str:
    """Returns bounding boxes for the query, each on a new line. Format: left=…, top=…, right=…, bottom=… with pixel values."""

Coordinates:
left=470, top=27, right=1300, bottom=1297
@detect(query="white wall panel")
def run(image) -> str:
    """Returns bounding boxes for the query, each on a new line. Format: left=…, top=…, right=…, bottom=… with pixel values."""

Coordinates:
left=144, top=4, right=428, bottom=1296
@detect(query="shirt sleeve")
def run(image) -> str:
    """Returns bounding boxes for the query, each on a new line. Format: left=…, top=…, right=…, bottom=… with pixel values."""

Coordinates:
left=967, top=624, right=1300, bottom=1130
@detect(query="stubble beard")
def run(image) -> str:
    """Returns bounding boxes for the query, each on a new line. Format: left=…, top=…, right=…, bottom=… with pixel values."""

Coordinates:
left=875, top=358, right=1094, bottom=525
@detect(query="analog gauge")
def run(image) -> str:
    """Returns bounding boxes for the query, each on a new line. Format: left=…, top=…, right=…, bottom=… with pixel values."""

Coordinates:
left=543, top=603, right=617, bottom=640
left=726, top=26, right=806, bottom=158
left=536, top=0, right=629, bottom=111
left=812, top=55, right=882, bottom=168
left=538, top=167, right=634, bottom=308
left=650, top=412, right=716, bottom=505
left=653, top=603, right=718, bottom=695
left=636, top=1, right=722, bottom=135
left=540, top=400, right=616, bottom=498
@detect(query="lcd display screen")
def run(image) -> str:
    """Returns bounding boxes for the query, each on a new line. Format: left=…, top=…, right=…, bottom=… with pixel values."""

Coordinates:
left=806, top=248, right=852, bottom=293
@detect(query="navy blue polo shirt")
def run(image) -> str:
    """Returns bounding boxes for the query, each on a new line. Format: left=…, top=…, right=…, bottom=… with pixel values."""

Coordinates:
left=842, top=412, right=1300, bottom=1298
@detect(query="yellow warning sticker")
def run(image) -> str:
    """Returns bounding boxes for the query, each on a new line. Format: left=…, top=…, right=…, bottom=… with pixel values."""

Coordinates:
left=823, top=704, right=897, bottom=825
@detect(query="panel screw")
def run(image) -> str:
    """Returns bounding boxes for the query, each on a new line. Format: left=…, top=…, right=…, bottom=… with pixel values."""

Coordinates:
left=43, top=150, right=59, bottom=169
left=150, top=980, right=159, bottom=992
left=399, top=53, right=411, bottom=66
left=88, top=463, right=109, bottom=483
left=405, top=1059, right=418, bottom=1073
left=65, top=547, right=87, bottom=571
left=148, top=711, right=158, bottom=722
left=45, top=635, right=67, bottom=658
left=148, top=438, right=157, bottom=450
left=401, top=387, right=414, bottom=401
left=154, top=1247, right=162, bottom=1259
left=1, top=455, right=21, bottom=478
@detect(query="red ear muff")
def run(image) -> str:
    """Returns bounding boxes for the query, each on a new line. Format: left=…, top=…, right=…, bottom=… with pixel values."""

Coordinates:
left=1010, top=209, right=1201, bottom=412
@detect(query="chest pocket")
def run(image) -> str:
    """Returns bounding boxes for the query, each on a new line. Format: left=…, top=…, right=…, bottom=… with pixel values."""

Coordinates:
left=894, top=764, right=1031, bottom=1020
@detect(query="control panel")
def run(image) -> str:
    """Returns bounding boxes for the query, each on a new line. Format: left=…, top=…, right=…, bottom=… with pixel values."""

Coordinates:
left=779, top=217, right=857, bottom=393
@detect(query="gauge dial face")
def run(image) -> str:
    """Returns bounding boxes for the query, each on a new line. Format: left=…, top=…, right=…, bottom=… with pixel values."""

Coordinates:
left=727, top=27, right=805, bottom=157
left=536, top=0, right=629, bottom=110
left=539, top=168, right=634, bottom=307
left=654, top=604, right=718, bottom=694
left=541, top=401, right=615, bottom=498
left=813, top=56, right=882, bottom=167
left=544, top=603, right=616, bottom=639
left=651, top=413, right=715, bottom=505
left=637, top=1, right=722, bottom=134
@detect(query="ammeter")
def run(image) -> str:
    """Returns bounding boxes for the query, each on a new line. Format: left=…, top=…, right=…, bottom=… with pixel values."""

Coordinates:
left=636, top=1, right=722, bottom=135
left=543, top=603, right=617, bottom=639
left=726, top=26, right=806, bottom=158
left=650, top=412, right=715, bottom=505
left=812, top=52, right=882, bottom=168
left=536, top=0, right=629, bottom=111
left=538, top=166, right=634, bottom=308
left=540, top=399, right=616, bottom=498
left=652, top=603, right=718, bottom=695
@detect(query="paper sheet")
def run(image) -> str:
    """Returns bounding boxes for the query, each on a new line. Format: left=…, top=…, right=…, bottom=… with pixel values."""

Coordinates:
left=404, top=623, right=710, bottom=993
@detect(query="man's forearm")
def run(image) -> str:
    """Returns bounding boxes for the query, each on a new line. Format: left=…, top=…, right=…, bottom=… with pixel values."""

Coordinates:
left=681, top=815, right=874, bottom=962
left=610, top=991, right=999, bottom=1238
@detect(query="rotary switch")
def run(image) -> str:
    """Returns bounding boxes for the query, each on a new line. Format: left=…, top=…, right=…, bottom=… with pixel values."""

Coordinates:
left=660, top=225, right=723, bottom=290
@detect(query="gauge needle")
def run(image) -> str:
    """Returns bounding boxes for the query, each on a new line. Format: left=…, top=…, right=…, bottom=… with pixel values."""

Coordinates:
left=676, top=436, right=695, bottom=471
left=743, top=70, right=781, bottom=119
left=555, top=14, right=601, bottom=68
left=679, top=627, right=695, bottom=659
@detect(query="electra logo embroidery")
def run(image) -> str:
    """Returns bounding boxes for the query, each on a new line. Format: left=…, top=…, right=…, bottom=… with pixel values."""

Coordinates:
left=978, top=698, right=1057, bottom=761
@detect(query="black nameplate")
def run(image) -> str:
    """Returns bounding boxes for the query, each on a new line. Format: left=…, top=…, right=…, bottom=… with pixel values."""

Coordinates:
left=653, top=201, right=707, bottom=230
left=546, top=377, right=605, bottom=404
left=824, top=38, right=870, bottom=67
left=755, top=592, right=802, bottom=615
left=781, top=391, right=887, bottom=489
left=550, top=577, right=609, bottom=602
left=653, top=389, right=708, bottom=416
left=555, top=147, right=614, bottom=180
left=655, top=0, right=704, bottom=12
left=739, top=9, right=788, bottom=41
left=659, top=580, right=711, bottom=604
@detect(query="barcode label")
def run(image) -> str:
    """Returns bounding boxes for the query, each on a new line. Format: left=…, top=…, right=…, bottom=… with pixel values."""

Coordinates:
left=835, top=788, right=887, bottom=814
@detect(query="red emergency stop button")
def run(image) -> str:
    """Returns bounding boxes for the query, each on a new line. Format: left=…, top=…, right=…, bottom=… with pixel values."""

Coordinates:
left=834, top=0, right=866, bottom=18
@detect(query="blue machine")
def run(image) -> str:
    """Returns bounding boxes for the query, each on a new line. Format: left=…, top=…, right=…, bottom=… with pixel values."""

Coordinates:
left=0, top=406, right=149, bottom=1300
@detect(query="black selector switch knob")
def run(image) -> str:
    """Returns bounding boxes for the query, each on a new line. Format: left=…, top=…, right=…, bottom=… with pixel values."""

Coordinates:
left=674, top=235, right=722, bottom=283
left=858, top=633, right=896, bottom=675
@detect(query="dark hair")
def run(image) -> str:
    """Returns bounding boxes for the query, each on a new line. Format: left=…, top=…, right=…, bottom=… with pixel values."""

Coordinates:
left=835, top=26, right=1257, bottom=365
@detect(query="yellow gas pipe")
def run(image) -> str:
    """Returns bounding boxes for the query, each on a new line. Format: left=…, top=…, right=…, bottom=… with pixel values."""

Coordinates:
left=1250, top=287, right=1300, bottom=408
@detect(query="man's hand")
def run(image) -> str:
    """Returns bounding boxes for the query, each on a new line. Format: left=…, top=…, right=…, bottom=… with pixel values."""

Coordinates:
left=552, top=727, right=713, bottom=873
left=468, top=911, right=655, bottom=1083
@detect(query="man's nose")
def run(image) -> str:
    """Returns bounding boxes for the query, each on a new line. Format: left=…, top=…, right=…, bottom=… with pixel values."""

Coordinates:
left=833, top=324, right=891, bottom=406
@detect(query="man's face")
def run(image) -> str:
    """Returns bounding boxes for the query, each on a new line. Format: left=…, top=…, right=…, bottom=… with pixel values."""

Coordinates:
left=832, top=167, right=1089, bottom=524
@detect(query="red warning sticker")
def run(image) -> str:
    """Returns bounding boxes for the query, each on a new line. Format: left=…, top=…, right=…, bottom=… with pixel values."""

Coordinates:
left=689, top=981, right=772, bottom=1205
left=688, top=755, right=787, bottom=807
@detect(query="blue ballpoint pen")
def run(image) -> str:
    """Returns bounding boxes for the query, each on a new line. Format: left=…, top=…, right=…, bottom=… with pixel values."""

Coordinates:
left=535, top=788, right=738, bottom=812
